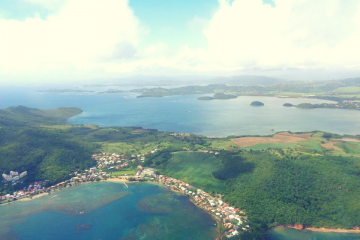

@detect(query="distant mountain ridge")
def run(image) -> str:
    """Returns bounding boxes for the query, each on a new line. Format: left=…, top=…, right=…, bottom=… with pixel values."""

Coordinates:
left=133, top=77, right=360, bottom=99
left=207, top=75, right=284, bottom=86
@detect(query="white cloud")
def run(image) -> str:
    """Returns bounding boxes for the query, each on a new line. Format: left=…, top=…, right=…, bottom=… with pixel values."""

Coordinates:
left=20, top=0, right=68, bottom=10
left=105, top=0, right=360, bottom=76
left=187, top=16, right=209, bottom=31
left=1, top=0, right=360, bottom=82
left=0, top=0, right=145, bottom=82
left=202, top=0, right=360, bottom=71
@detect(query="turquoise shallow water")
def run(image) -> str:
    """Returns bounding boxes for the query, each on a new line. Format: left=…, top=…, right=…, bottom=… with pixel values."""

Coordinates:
left=1, top=87, right=360, bottom=136
left=0, top=182, right=218, bottom=240
left=266, top=227, right=360, bottom=240
left=1, top=87, right=360, bottom=239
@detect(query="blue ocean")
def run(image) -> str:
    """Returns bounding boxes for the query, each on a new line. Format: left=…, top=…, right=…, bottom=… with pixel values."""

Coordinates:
left=0, top=182, right=218, bottom=240
left=0, top=87, right=360, bottom=137
left=1, top=86, right=360, bottom=239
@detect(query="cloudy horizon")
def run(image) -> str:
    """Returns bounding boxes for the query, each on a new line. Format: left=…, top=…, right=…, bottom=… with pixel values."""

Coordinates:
left=1, top=0, right=360, bottom=83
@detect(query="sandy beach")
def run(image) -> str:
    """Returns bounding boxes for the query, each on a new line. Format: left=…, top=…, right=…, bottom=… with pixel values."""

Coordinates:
left=284, top=225, right=360, bottom=234
left=17, top=193, right=49, bottom=202
left=2, top=179, right=129, bottom=205
left=105, top=178, right=128, bottom=183
left=305, top=227, right=360, bottom=233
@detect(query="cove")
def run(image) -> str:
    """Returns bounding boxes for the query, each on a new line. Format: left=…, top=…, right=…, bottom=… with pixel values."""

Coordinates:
left=0, top=182, right=218, bottom=240
left=1, top=87, right=360, bottom=137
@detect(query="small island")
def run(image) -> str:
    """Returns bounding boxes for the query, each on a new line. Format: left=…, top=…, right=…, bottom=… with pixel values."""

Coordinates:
left=198, top=96, right=214, bottom=100
left=198, top=93, right=237, bottom=100
left=98, top=89, right=124, bottom=94
left=295, top=101, right=360, bottom=110
left=283, top=103, right=295, bottom=107
left=250, top=101, right=264, bottom=106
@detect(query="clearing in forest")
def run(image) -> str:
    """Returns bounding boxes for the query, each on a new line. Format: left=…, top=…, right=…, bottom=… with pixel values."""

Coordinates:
left=231, top=132, right=312, bottom=148
left=159, top=152, right=225, bottom=193
left=321, top=142, right=336, bottom=149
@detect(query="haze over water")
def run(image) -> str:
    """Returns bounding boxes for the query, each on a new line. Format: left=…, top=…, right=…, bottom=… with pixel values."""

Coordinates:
left=1, top=87, right=360, bottom=137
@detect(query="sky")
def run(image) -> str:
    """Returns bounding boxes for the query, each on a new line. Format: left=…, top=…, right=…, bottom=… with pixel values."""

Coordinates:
left=0, top=0, right=360, bottom=83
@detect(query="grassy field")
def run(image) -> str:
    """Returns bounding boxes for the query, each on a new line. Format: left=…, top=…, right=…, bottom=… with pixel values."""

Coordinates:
left=333, top=86, right=360, bottom=93
left=111, top=169, right=135, bottom=176
left=158, top=152, right=225, bottom=193
left=244, top=142, right=298, bottom=151
left=208, top=138, right=241, bottom=151
left=233, top=131, right=360, bottom=157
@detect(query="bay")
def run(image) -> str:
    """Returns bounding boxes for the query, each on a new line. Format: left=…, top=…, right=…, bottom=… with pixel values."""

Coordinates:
left=0, top=87, right=360, bottom=137
left=1, top=87, right=360, bottom=240
left=0, top=182, right=218, bottom=240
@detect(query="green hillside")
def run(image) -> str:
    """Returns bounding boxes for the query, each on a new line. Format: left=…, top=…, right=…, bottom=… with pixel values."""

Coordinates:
left=1, top=104, right=360, bottom=240
left=158, top=152, right=225, bottom=193
left=213, top=151, right=360, bottom=237
left=0, top=106, right=94, bottom=195
left=0, top=106, right=82, bottom=127
left=0, top=127, right=97, bottom=193
left=146, top=148, right=360, bottom=238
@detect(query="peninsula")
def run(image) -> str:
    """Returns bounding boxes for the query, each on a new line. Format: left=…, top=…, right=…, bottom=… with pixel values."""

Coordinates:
left=1, top=106, right=360, bottom=239
left=132, top=77, right=360, bottom=103
left=198, top=93, right=237, bottom=100
left=98, top=89, right=125, bottom=94
left=283, top=103, right=295, bottom=107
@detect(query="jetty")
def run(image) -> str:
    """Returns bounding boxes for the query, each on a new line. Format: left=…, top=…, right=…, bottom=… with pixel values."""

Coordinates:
left=124, top=182, right=128, bottom=188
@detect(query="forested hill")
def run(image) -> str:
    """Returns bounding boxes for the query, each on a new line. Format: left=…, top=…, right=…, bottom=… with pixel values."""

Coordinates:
left=0, top=106, right=95, bottom=195
left=0, top=106, right=82, bottom=127
left=214, top=151, right=360, bottom=238
left=0, top=127, right=97, bottom=190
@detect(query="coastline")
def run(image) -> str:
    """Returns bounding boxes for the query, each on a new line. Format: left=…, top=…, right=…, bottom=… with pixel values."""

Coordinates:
left=1, top=178, right=130, bottom=205
left=148, top=181, right=222, bottom=239
left=188, top=196, right=222, bottom=239
left=20, top=178, right=223, bottom=238
left=5, top=178, right=360, bottom=237
left=105, top=178, right=128, bottom=183
left=306, top=227, right=360, bottom=233
left=16, top=193, right=48, bottom=202
left=284, top=225, right=360, bottom=234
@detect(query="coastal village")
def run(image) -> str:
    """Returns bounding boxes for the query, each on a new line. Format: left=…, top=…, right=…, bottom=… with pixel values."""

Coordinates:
left=1, top=149, right=248, bottom=238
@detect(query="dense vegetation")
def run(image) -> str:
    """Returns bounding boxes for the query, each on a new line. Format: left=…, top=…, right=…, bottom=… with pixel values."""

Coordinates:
left=283, top=103, right=294, bottom=107
left=0, top=106, right=82, bottom=126
left=213, top=151, right=360, bottom=238
left=198, top=93, right=237, bottom=100
left=213, top=93, right=237, bottom=99
left=250, top=101, right=264, bottom=106
left=297, top=102, right=360, bottom=110
left=0, top=106, right=94, bottom=194
left=154, top=152, right=225, bottom=193
left=0, top=106, right=216, bottom=194
left=0, top=127, right=97, bottom=194
left=1, top=105, right=360, bottom=240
